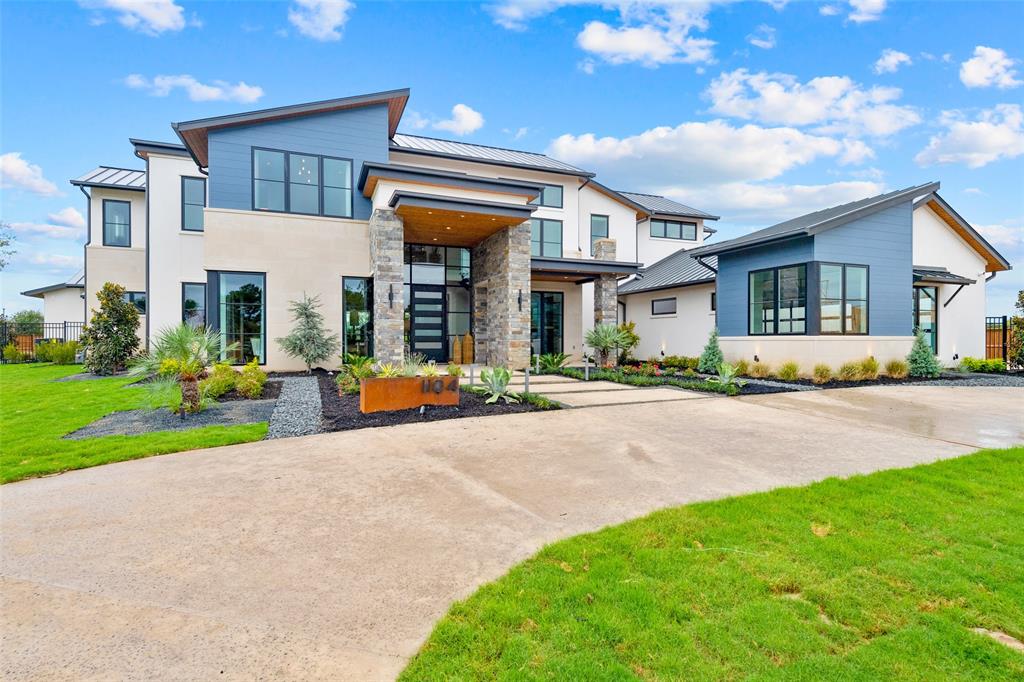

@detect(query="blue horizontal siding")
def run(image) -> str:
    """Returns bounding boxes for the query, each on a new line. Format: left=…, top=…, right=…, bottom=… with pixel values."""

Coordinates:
left=207, top=104, right=389, bottom=220
left=715, top=237, right=814, bottom=336
left=812, top=202, right=913, bottom=336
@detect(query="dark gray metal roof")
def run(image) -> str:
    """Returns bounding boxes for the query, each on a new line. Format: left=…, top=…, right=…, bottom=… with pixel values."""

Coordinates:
left=130, top=138, right=190, bottom=158
left=358, top=161, right=543, bottom=198
left=618, top=191, right=719, bottom=221
left=618, top=252, right=717, bottom=294
left=22, top=270, right=85, bottom=298
left=913, top=267, right=976, bottom=286
left=391, top=134, right=593, bottom=177
left=70, top=166, right=146, bottom=191
left=689, top=182, right=940, bottom=258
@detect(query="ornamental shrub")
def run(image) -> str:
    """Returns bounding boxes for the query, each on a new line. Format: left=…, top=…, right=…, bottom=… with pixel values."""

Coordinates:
left=907, top=328, right=942, bottom=378
left=959, top=357, right=1006, bottom=373
left=812, top=364, right=832, bottom=384
left=734, top=359, right=750, bottom=376
left=201, top=362, right=238, bottom=398
left=236, top=358, right=267, bottom=398
left=617, top=321, right=640, bottom=364
left=749, top=361, right=771, bottom=378
left=49, top=340, right=80, bottom=365
left=3, top=342, right=24, bottom=364
left=276, top=293, right=340, bottom=372
left=859, top=356, right=880, bottom=380
left=698, top=328, right=724, bottom=374
left=777, top=361, right=800, bottom=381
left=885, top=359, right=909, bottom=379
left=837, top=362, right=861, bottom=381
left=35, top=340, right=56, bottom=363
left=80, top=282, right=140, bottom=375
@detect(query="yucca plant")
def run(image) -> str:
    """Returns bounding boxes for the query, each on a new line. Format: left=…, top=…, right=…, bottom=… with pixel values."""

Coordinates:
left=131, top=324, right=238, bottom=413
left=376, top=362, right=403, bottom=378
left=421, top=361, right=441, bottom=377
left=480, top=366, right=520, bottom=404
left=585, top=324, right=629, bottom=367
left=537, top=352, right=570, bottom=373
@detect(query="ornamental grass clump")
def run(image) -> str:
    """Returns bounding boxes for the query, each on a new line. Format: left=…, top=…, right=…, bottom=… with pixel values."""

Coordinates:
left=812, top=363, right=832, bottom=385
left=698, top=328, right=724, bottom=374
left=907, top=328, right=942, bottom=378
left=859, top=356, right=880, bottom=380
left=837, top=361, right=862, bottom=382
left=777, top=361, right=800, bottom=381
left=885, top=359, right=909, bottom=379
left=749, top=361, right=771, bottom=378
left=734, top=359, right=749, bottom=376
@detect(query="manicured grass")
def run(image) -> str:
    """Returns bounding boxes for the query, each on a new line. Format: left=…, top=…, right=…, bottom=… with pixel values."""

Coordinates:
left=559, top=366, right=740, bottom=396
left=1, top=363, right=266, bottom=484
left=402, top=448, right=1024, bottom=680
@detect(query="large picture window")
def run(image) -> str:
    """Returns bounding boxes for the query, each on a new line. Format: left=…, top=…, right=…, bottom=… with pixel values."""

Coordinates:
left=252, top=148, right=353, bottom=218
left=529, top=184, right=563, bottom=208
left=530, top=218, right=563, bottom=258
left=103, top=199, right=131, bottom=247
left=749, top=264, right=806, bottom=335
left=590, top=214, right=609, bottom=255
left=217, top=272, right=265, bottom=364
left=650, top=219, right=697, bottom=241
left=820, top=263, right=868, bottom=335
left=181, top=177, right=206, bottom=231
left=182, top=282, right=206, bottom=328
left=343, top=277, right=373, bottom=357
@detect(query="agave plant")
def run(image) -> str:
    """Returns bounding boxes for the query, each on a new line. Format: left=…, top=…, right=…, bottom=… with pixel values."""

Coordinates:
left=708, top=362, right=746, bottom=390
left=585, top=324, right=629, bottom=367
left=537, top=352, right=569, bottom=373
left=480, top=366, right=520, bottom=404
left=130, top=324, right=238, bottom=413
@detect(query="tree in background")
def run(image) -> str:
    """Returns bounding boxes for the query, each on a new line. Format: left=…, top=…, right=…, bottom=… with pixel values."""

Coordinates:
left=80, top=282, right=140, bottom=374
left=10, top=309, right=43, bottom=334
left=0, top=221, right=15, bottom=270
left=1008, top=289, right=1024, bottom=370
left=276, top=293, right=339, bottom=372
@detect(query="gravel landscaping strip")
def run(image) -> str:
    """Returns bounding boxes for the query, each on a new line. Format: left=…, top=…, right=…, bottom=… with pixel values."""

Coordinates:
left=266, top=376, right=322, bottom=439
left=64, top=400, right=276, bottom=439
left=736, top=376, right=819, bottom=391
left=923, top=374, right=1024, bottom=387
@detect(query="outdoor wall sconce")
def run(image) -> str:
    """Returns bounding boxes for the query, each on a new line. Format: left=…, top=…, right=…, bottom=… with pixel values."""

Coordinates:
left=517, top=289, right=523, bottom=311
left=388, top=284, right=394, bottom=308
left=754, top=354, right=760, bottom=362
left=953, top=353, right=959, bottom=361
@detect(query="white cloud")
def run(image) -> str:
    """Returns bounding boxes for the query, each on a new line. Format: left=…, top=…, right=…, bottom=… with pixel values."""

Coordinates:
left=873, top=48, right=911, bottom=74
left=47, top=207, right=86, bottom=229
left=747, top=24, right=776, bottom=50
left=963, top=187, right=986, bottom=195
left=959, top=46, right=1021, bottom=89
left=819, top=4, right=841, bottom=16
left=29, top=253, right=83, bottom=270
left=678, top=180, right=885, bottom=223
left=124, top=74, right=264, bottom=103
left=705, top=68, right=920, bottom=137
left=488, top=0, right=588, bottom=31
left=975, top=221, right=1023, bottom=248
left=547, top=119, right=845, bottom=187
left=79, top=0, right=187, bottom=35
left=402, top=110, right=430, bottom=131
left=433, top=104, right=485, bottom=136
left=848, top=0, right=886, bottom=23
left=288, top=0, right=354, bottom=41
left=0, top=153, right=60, bottom=196
left=915, top=104, right=1024, bottom=169
left=839, top=138, right=875, bottom=165
left=9, top=222, right=83, bottom=240
left=503, top=127, right=529, bottom=140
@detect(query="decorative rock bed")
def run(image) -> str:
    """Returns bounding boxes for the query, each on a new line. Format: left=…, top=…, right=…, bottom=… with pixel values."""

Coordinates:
left=65, top=400, right=277, bottom=439
left=266, top=376, right=323, bottom=439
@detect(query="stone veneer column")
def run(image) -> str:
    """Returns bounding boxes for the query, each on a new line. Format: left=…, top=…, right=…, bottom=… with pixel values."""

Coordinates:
left=369, top=208, right=405, bottom=364
left=470, top=223, right=531, bottom=368
left=593, top=238, right=618, bottom=327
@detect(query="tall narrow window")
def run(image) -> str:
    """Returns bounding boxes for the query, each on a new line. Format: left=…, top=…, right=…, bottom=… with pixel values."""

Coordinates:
left=181, top=177, right=206, bottom=231
left=342, top=277, right=373, bottom=356
left=749, top=269, right=775, bottom=335
left=288, top=153, right=319, bottom=214
left=323, top=157, right=353, bottom=218
left=253, top=149, right=285, bottom=212
left=182, top=283, right=206, bottom=328
left=913, top=286, right=937, bottom=353
left=530, top=218, right=562, bottom=257
left=845, top=265, right=868, bottom=334
left=820, top=263, right=868, bottom=335
left=217, top=272, right=265, bottom=364
left=103, top=200, right=131, bottom=247
left=777, top=265, right=807, bottom=334
left=590, top=214, right=609, bottom=255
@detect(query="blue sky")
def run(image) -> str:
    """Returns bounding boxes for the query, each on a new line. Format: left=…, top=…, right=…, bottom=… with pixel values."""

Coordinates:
left=2, top=0, right=1022, bottom=315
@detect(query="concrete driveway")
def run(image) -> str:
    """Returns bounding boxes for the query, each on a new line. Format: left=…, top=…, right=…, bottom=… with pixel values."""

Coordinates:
left=2, top=386, right=1020, bottom=680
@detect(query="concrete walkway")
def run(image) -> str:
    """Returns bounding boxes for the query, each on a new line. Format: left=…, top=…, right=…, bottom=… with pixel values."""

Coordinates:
left=506, top=372, right=710, bottom=407
left=2, top=386, right=1020, bottom=681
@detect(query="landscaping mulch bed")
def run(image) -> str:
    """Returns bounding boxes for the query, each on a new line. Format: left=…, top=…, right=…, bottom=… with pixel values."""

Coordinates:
left=64, top=400, right=277, bottom=440
left=216, top=379, right=283, bottom=402
left=313, top=369, right=552, bottom=432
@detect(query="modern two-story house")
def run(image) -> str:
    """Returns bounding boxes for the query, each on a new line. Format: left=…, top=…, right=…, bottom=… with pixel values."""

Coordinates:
left=68, top=88, right=717, bottom=371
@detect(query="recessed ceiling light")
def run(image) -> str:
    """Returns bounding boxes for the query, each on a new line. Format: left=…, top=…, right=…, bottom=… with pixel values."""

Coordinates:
left=432, top=237, right=438, bottom=241
left=445, top=226, right=451, bottom=230
left=460, top=214, right=465, bottom=218
left=427, top=211, right=433, bottom=214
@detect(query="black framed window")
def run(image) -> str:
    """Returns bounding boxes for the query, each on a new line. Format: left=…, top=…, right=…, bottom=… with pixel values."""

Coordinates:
left=590, top=214, right=609, bottom=256
left=343, top=277, right=373, bottom=356
left=913, top=286, right=938, bottom=353
left=403, top=245, right=472, bottom=356
left=711, top=292, right=716, bottom=312
left=181, top=177, right=206, bottom=231
left=216, top=272, right=265, bottom=364
left=651, top=297, right=676, bottom=315
left=182, top=282, right=206, bottom=328
left=749, top=264, right=806, bottom=335
left=529, top=184, right=563, bottom=208
left=102, top=199, right=131, bottom=247
left=530, top=218, right=563, bottom=257
left=123, top=291, right=147, bottom=314
left=252, top=147, right=352, bottom=218
left=820, top=263, right=868, bottom=335
left=650, top=219, right=697, bottom=241
left=531, top=291, right=564, bottom=355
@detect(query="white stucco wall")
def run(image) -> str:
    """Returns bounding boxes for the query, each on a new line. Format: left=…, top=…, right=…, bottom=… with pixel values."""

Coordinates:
left=636, top=216, right=707, bottom=267
left=577, top=185, right=640, bottom=262
left=530, top=279, right=585, bottom=361
left=718, top=336, right=914, bottom=372
left=41, top=287, right=85, bottom=324
left=912, top=204, right=989, bottom=364
left=621, top=283, right=716, bottom=360
left=85, top=187, right=147, bottom=336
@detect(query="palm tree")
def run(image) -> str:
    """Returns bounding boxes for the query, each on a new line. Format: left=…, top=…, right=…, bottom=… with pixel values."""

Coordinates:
left=131, top=324, right=237, bottom=413
left=585, top=323, right=629, bottom=367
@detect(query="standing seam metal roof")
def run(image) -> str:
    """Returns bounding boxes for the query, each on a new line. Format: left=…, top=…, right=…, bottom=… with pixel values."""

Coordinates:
left=391, top=134, right=592, bottom=176
left=70, top=166, right=146, bottom=190
left=617, top=191, right=719, bottom=220
left=618, top=252, right=718, bottom=294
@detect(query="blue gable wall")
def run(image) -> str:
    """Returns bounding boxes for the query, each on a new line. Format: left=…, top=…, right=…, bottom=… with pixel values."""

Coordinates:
left=716, top=237, right=814, bottom=336
left=812, top=201, right=913, bottom=336
left=207, top=104, right=389, bottom=220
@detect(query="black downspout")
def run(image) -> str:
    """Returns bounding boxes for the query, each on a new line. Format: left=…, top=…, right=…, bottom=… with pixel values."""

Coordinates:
left=79, top=185, right=91, bottom=324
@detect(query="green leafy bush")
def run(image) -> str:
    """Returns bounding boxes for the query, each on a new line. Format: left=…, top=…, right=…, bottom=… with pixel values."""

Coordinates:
left=201, top=362, right=237, bottom=398
left=662, top=355, right=699, bottom=371
left=959, top=357, right=1006, bottom=373
left=859, top=356, right=880, bottom=380
left=3, top=342, right=25, bottom=364
left=777, top=361, right=800, bottom=381
left=698, top=328, right=724, bottom=374
left=335, top=372, right=359, bottom=395
left=537, top=352, right=569, bottom=373
left=907, top=328, right=942, bottom=378
left=749, top=361, right=771, bottom=378
left=276, top=293, right=339, bottom=372
left=585, top=324, right=629, bottom=367
left=132, top=325, right=234, bottom=413
left=50, top=341, right=80, bottom=365
left=885, top=359, right=909, bottom=379
left=812, top=364, right=832, bottom=385
left=236, top=358, right=267, bottom=398
left=480, top=366, right=519, bottom=404
left=80, top=282, right=140, bottom=375
left=35, top=340, right=56, bottom=363
left=616, top=321, right=640, bottom=364
left=837, top=362, right=862, bottom=381
left=446, top=363, right=464, bottom=377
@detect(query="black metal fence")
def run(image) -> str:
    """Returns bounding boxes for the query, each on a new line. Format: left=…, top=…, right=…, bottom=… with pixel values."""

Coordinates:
left=0, top=322, right=85, bottom=363
left=985, top=316, right=1008, bottom=361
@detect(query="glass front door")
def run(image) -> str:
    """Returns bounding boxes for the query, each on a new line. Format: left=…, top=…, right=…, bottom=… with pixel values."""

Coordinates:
left=913, top=286, right=938, bottom=353
left=409, top=284, right=447, bottom=362
left=531, top=291, right=564, bottom=356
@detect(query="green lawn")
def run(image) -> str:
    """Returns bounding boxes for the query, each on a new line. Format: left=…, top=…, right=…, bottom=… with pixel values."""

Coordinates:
left=1, top=363, right=266, bottom=484
left=402, top=448, right=1024, bottom=680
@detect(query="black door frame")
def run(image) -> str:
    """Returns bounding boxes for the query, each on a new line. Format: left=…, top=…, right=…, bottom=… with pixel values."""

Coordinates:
left=409, top=283, right=448, bottom=362
left=913, top=285, right=939, bottom=354
left=531, top=291, right=565, bottom=356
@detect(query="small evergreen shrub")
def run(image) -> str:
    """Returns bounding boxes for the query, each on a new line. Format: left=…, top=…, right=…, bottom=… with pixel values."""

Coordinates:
left=446, top=363, right=464, bottom=377
left=885, top=359, right=909, bottom=379
left=859, top=356, right=880, bottom=380
left=3, top=342, right=25, bottom=364
left=749, top=361, right=771, bottom=378
left=777, top=361, right=800, bottom=381
left=837, top=362, right=862, bottom=381
left=236, top=358, right=267, bottom=398
left=276, top=293, right=340, bottom=372
left=907, top=328, right=942, bottom=378
left=698, top=328, right=724, bottom=374
left=812, top=363, right=832, bottom=384
left=335, top=372, right=359, bottom=395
